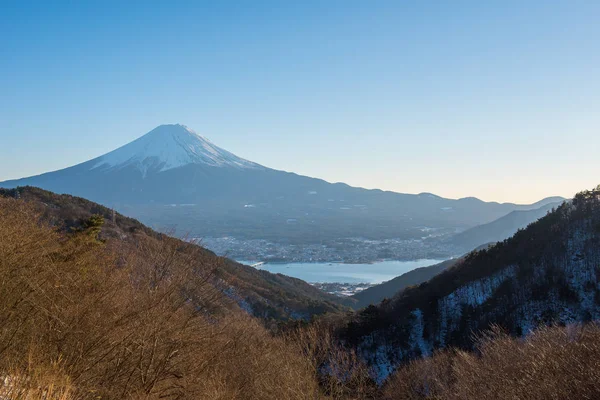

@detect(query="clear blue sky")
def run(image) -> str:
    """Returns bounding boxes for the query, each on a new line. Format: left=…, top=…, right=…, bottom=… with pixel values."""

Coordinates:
left=1, top=1, right=599, bottom=203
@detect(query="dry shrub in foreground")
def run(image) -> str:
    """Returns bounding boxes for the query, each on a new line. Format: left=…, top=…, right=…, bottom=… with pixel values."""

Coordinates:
left=383, top=324, right=600, bottom=400
left=0, top=197, right=320, bottom=399
left=0, top=352, right=72, bottom=400
left=284, top=322, right=378, bottom=399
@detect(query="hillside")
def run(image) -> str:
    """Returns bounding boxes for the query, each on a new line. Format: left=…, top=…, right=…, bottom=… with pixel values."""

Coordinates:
left=0, top=124, right=562, bottom=245
left=351, top=245, right=494, bottom=309
left=0, top=187, right=353, bottom=320
left=350, top=259, right=460, bottom=309
left=340, top=186, right=600, bottom=381
left=448, top=200, right=564, bottom=252
left=0, top=186, right=391, bottom=399
left=382, top=323, right=600, bottom=400
left=0, top=193, right=336, bottom=398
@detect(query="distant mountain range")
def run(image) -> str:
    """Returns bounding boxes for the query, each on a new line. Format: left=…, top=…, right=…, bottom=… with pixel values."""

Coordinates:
left=0, top=124, right=564, bottom=243
left=447, top=200, right=565, bottom=252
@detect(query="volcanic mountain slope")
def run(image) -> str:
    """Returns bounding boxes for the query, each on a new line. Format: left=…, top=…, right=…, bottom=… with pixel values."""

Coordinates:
left=0, top=125, right=264, bottom=206
left=340, top=186, right=600, bottom=381
left=0, top=124, right=562, bottom=242
left=0, top=186, right=353, bottom=320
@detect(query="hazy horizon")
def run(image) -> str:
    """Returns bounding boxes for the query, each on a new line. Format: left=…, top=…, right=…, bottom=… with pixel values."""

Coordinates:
left=2, top=1, right=599, bottom=203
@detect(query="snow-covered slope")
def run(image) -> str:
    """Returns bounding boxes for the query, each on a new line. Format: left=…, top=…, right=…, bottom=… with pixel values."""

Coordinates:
left=91, top=124, right=261, bottom=174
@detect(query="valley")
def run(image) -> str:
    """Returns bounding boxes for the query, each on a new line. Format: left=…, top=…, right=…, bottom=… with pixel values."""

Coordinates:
left=1, top=183, right=597, bottom=399
left=1, top=167, right=598, bottom=400
left=244, top=259, right=443, bottom=297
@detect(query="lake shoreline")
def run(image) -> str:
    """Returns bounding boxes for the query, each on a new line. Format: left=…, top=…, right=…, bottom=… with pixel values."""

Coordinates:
left=237, top=259, right=446, bottom=285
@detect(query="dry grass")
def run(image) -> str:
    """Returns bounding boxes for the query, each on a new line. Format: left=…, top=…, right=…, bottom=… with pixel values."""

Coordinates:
left=0, top=197, right=322, bottom=399
left=0, top=352, right=73, bottom=400
left=383, top=324, right=600, bottom=400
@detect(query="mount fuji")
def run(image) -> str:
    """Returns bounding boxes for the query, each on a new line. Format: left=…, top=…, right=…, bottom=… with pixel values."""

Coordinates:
left=0, top=124, right=563, bottom=243
left=0, top=125, right=266, bottom=206
left=91, top=124, right=262, bottom=174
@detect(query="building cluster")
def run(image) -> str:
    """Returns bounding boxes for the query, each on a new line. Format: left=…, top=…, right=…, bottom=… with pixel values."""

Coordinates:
left=200, top=236, right=458, bottom=264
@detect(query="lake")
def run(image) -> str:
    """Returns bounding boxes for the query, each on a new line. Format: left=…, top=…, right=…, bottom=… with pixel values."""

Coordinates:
left=237, top=259, right=444, bottom=284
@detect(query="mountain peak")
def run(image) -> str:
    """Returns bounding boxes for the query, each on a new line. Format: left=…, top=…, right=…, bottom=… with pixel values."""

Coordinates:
left=91, top=124, right=260, bottom=174
left=147, top=123, right=197, bottom=138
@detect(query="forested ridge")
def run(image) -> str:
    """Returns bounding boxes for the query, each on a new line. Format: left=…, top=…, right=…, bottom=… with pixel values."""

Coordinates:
left=339, top=186, right=600, bottom=382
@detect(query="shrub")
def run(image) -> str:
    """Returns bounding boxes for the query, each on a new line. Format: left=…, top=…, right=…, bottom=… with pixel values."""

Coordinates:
left=383, top=324, right=600, bottom=400
left=0, top=197, right=321, bottom=399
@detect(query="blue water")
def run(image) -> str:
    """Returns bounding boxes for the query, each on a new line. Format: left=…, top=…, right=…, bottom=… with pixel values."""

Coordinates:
left=238, top=259, right=444, bottom=284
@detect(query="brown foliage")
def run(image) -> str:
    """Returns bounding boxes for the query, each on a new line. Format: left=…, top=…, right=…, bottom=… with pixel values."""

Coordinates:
left=0, top=197, right=321, bottom=399
left=0, top=186, right=350, bottom=321
left=383, top=324, right=600, bottom=400
left=284, top=321, right=378, bottom=399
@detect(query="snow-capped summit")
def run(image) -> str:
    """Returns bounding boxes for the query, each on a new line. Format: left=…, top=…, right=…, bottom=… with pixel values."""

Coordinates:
left=92, top=124, right=261, bottom=173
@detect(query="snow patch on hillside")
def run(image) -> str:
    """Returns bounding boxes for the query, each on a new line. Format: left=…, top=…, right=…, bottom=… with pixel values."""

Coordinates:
left=437, top=265, right=517, bottom=346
